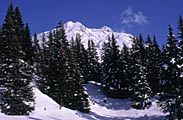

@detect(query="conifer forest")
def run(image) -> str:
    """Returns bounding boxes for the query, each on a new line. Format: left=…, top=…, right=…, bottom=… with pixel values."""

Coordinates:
left=1, top=3, right=183, bottom=120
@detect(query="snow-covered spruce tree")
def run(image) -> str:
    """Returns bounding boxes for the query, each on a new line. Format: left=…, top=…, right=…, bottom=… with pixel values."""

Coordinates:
left=151, top=36, right=162, bottom=94
left=61, top=46, right=90, bottom=113
left=71, top=34, right=89, bottom=83
left=31, top=32, right=47, bottom=89
left=87, top=39, right=101, bottom=82
left=131, top=65, right=152, bottom=109
left=43, top=22, right=90, bottom=113
left=0, top=4, right=34, bottom=115
left=14, top=6, right=34, bottom=65
left=14, top=6, right=24, bottom=56
left=48, top=21, right=71, bottom=106
left=23, top=23, right=34, bottom=65
left=101, top=34, right=122, bottom=98
left=119, top=43, right=132, bottom=98
left=130, top=36, right=152, bottom=109
left=158, top=25, right=183, bottom=120
left=47, top=27, right=65, bottom=105
left=0, top=26, right=3, bottom=87
left=37, top=32, right=51, bottom=95
left=32, top=33, right=40, bottom=65
left=145, top=35, right=161, bottom=95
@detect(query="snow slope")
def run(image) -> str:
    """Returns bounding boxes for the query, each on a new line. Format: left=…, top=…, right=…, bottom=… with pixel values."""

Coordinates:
left=0, top=88, right=87, bottom=120
left=86, top=81, right=165, bottom=120
left=36, top=21, right=133, bottom=54
left=0, top=82, right=165, bottom=120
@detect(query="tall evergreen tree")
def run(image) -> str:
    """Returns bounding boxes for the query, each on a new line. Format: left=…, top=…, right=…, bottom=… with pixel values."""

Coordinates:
left=0, top=4, right=34, bottom=115
left=37, top=33, right=51, bottom=94
left=87, top=39, right=100, bottom=82
left=71, top=34, right=89, bottom=83
left=158, top=25, right=183, bottom=120
left=119, top=43, right=132, bottom=98
left=37, top=22, right=90, bottom=113
left=32, top=33, right=40, bottom=65
left=14, top=6, right=24, bottom=57
left=131, top=64, right=152, bottom=109
left=101, top=34, right=121, bottom=98
left=177, top=16, right=183, bottom=47
left=61, top=46, right=90, bottom=113
left=23, top=23, right=34, bottom=65
left=0, top=26, right=3, bottom=87
left=130, top=35, right=152, bottom=109
left=145, top=35, right=161, bottom=95
left=151, top=36, right=161, bottom=94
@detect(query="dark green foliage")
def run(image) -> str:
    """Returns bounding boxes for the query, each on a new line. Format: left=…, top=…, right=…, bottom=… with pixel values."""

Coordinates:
left=158, top=25, right=183, bottom=120
left=0, top=3, right=35, bottom=115
left=61, top=47, right=90, bottom=113
left=130, top=36, right=152, bottom=109
left=87, top=39, right=100, bottom=82
left=37, top=33, right=52, bottom=95
left=1, top=60, right=35, bottom=115
left=14, top=6, right=24, bottom=56
left=71, top=34, right=89, bottom=83
left=131, top=65, right=152, bottom=109
left=145, top=35, right=161, bottom=95
left=120, top=43, right=132, bottom=98
left=32, top=33, right=40, bottom=65
left=36, top=22, right=90, bottom=113
left=23, top=23, right=34, bottom=65
left=101, top=34, right=122, bottom=98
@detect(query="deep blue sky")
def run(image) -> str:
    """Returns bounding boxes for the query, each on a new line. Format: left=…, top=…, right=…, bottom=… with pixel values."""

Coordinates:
left=1, top=0, right=183, bottom=46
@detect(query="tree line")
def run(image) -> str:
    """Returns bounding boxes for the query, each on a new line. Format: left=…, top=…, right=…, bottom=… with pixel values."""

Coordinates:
left=1, top=3, right=183, bottom=120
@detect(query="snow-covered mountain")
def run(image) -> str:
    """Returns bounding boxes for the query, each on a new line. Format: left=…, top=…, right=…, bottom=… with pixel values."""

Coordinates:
left=37, top=21, right=133, bottom=54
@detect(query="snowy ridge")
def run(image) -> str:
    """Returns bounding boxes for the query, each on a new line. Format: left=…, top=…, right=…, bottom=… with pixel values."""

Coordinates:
left=0, top=82, right=165, bottom=120
left=37, top=21, right=133, bottom=54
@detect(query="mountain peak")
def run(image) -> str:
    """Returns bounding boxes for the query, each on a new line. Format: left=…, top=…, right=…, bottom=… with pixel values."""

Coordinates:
left=101, top=26, right=112, bottom=32
left=37, top=21, right=133, bottom=55
left=64, top=21, right=84, bottom=28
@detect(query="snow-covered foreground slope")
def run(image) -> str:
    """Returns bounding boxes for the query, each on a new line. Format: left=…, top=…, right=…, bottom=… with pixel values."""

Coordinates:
left=0, top=88, right=87, bottom=120
left=37, top=21, right=133, bottom=54
left=86, top=81, right=165, bottom=120
left=0, top=82, right=165, bottom=120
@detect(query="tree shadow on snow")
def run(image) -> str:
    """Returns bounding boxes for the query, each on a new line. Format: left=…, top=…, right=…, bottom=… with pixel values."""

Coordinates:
left=77, top=111, right=165, bottom=120
left=27, top=117, right=42, bottom=120
left=86, top=82, right=131, bottom=110
left=48, top=116, right=62, bottom=120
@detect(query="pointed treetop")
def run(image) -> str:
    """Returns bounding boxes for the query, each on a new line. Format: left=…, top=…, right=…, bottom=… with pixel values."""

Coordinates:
left=57, top=20, right=63, bottom=28
left=146, top=35, right=152, bottom=45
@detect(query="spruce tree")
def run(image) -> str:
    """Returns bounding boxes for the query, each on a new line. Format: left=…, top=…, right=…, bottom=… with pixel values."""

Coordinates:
left=119, top=43, right=132, bottom=98
left=145, top=35, right=161, bottom=95
left=0, top=3, right=34, bottom=115
left=101, top=34, right=122, bottom=98
left=62, top=46, right=90, bottom=113
left=32, top=33, right=40, bottom=65
left=37, top=33, right=51, bottom=95
left=14, top=6, right=24, bottom=56
left=23, top=23, right=34, bottom=65
left=131, top=65, right=152, bottom=109
left=130, top=36, right=152, bottom=109
left=51, top=22, right=90, bottom=113
left=151, top=36, right=161, bottom=94
left=0, top=26, right=3, bottom=87
left=87, top=39, right=100, bottom=82
left=158, top=25, right=183, bottom=120
left=71, top=34, right=89, bottom=83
